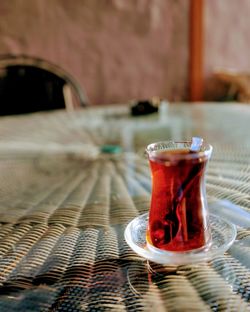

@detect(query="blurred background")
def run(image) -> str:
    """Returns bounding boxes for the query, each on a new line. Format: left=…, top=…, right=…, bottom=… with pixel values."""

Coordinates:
left=0, top=0, right=250, bottom=106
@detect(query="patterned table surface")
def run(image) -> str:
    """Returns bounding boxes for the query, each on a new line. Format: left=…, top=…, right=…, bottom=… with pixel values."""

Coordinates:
left=0, top=103, right=249, bottom=311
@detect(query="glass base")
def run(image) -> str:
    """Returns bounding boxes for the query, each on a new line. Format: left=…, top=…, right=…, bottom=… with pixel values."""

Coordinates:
left=124, top=213, right=237, bottom=265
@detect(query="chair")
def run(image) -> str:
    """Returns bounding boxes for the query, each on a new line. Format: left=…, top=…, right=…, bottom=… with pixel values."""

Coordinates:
left=0, top=54, right=89, bottom=115
left=213, top=70, right=250, bottom=102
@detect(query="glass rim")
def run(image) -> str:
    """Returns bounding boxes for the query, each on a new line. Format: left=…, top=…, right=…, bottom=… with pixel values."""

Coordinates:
left=145, top=140, right=213, bottom=162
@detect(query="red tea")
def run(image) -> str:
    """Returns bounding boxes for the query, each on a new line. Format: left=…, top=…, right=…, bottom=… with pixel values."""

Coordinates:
left=147, top=148, right=210, bottom=252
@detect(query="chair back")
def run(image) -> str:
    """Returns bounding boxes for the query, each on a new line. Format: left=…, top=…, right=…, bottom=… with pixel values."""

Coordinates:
left=0, top=55, right=89, bottom=115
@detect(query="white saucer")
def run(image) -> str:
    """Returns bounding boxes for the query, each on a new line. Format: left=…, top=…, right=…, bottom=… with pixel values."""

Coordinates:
left=124, top=213, right=237, bottom=265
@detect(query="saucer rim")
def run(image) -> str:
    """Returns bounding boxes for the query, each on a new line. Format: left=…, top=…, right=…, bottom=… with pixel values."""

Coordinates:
left=124, top=213, right=237, bottom=265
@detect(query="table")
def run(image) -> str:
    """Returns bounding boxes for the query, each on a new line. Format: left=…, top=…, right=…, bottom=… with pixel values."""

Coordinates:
left=0, top=103, right=249, bottom=311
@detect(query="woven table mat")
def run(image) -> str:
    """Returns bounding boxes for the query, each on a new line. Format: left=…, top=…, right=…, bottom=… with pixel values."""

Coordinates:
left=0, top=152, right=248, bottom=311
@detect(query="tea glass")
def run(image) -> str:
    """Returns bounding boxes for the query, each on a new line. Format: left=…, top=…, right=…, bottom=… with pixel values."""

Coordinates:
left=145, top=141, right=213, bottom=252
